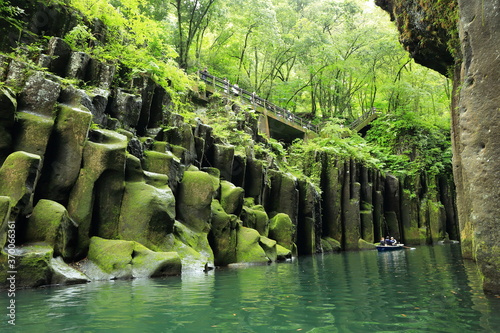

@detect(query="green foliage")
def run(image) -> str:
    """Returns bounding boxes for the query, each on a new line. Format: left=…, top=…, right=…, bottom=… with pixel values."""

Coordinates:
left=364, top=109, right=452, bottom=177
left=63, top=24, right=96, bottom=51
left=68, top=0, right=193, bottom=101
left=0, top=0, right=24, bottom=32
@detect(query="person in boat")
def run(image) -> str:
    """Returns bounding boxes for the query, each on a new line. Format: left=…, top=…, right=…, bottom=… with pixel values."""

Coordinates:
left=385, top=236, right=392, bottom=245
left=390, top=237, right=397, bottom=245
left=380, top=237, right=386, bottom=245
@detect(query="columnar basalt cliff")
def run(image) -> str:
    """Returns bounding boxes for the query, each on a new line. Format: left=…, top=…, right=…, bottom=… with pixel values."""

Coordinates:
left=0, top=1, right=458, bottom=288
left=376, top=0, right=500, bottom=293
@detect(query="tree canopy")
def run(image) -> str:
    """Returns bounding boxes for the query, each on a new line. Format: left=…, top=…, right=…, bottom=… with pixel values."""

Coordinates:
left=67, top=0, right=450, bottom=127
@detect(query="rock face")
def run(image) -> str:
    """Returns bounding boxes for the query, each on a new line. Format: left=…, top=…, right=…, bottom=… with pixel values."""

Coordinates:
left=376, top=0, right=500, bottom=293
left=0, top=1, right=459, bottom=289
left=453, top=0, right=500, bottom=293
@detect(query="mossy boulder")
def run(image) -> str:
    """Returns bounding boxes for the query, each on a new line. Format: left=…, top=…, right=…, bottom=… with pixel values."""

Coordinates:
left=85, top=237, right=181, bottom=280
left=0, top=151, right=41, bottom=217
left=0, top=244, right=53, bottom=288
left=82, top=129, right=128, bottom=174
left=276, top=244, right=293, bottom=261
left=358, top=238, right=376, bottom=251
left=259, top=236, right=277, bottom=262
left=236, top=226, right=269, bottom=264
left=163, top=221, right=215, bottom=270
left=209, top=199, right=238, bottom=266
left=177, top=170, right=219, bottom=232
left=119, top=180, right=176, bottom=250
left=321, top=237, right=341, bottom=252
left=68, top=129, right=127, bottom=255
left=241, top=204, right=269, bottom=236
left=220, top=180, right=244, bottom=216
left=39, top=104, right=92, bottom=202
left=13, top=111, right=54, bottom=158
left=142, top=150, right=182, bottom=191
left=25, top=199, right=77, bottom=259
left=268, top=213, right=295, bottom=251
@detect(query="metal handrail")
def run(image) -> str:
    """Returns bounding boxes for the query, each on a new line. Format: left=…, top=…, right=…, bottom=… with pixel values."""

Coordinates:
left=348, top=108, right=380, bottom=130
left=198, top=71, right=318, bottom=133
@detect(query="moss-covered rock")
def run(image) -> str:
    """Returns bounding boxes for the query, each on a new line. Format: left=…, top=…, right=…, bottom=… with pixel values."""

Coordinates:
left=212, top=143, right=234, bottom=180
left=82, top=129, right=128, bottom=173
left=220, top=180, right=244, bottom=216
left=119, top=180, right=176, bottom=250
left=241, top=204, right=269, bottom=236
left=0, top=151, right=41, bottom=217
left=209, top=199, right=237, bottom=266
left=163, top=221, right=214, bottom=270
left=276, top=243, right=293, bottom=261
left=358, top=238, right=376, bottom=251
left=321, top=237, right=341, bottom=253
left=18, top=71, right=60, bottom=117
left=266, top=170, right=299, bottom=227
left=0, top=196, right=11, bottom=248
left=12, top=111, right=54, bottom=160
left=109, top=88, right=142, bottom=129
left=177, top=170, right=219, bottom=232
left=259, top=236, right=277, bottom=262
left=25, top=199, right=77, bottom=259
left=38, top=104, right=92, bottom=202
left=244, top=157, right=264, bottom=201
left=67, top=129, right=128, bottom=255
left=85, top=237, right=181, bottom=280
left=0, top=244, right=53, bottom=288
left=268, top=213, right=295, bottom=251
left=236, top=226, right=269, bottom=263
left=142, top=150, right=182, bottom=191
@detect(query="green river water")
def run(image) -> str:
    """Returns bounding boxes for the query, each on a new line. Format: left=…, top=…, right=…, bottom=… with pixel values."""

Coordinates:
left=2, top=244, right=500, bottom=332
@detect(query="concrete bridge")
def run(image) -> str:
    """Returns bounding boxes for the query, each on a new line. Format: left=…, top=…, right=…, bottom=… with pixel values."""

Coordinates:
left=197, top=72, right=318, bottom=143
left=348, top=108, right=381, bottom=135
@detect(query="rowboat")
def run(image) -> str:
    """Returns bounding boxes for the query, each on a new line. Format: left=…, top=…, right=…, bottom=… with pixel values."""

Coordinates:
left=376, top=244, right=405, bottom=252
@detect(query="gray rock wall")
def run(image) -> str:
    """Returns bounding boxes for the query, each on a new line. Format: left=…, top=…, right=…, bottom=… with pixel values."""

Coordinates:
left=454, top=0, right=500, bottom=293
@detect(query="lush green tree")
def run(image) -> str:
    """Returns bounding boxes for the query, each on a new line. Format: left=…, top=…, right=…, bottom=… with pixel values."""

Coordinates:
left=171, top=0, right=217, bottom=69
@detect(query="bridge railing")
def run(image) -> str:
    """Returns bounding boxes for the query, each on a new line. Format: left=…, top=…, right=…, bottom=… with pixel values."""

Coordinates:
left=198, top=71, right=318, bottom=133
left=348, top=108, right=381, bottom=131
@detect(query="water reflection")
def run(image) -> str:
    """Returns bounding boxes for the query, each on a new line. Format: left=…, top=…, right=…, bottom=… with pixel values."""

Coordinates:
left=2, top=244, right=500, bottom=332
